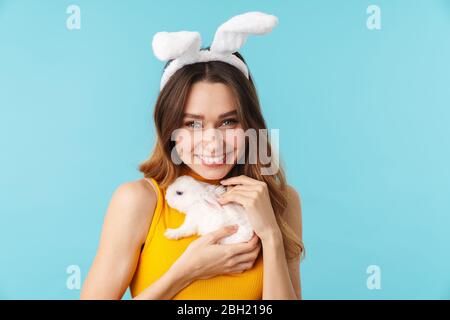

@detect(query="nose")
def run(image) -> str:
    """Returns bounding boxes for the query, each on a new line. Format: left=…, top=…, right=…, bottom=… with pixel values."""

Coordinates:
left=176, top=191, right=183, bottom=195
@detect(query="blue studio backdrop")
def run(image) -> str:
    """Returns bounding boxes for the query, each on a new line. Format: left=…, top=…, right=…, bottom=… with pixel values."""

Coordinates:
left=1, top=0, right=450, bottom=299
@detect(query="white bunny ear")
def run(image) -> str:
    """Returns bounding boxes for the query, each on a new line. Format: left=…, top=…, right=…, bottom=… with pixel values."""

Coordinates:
left=203, top=185, right=226, bottom=211
left=152, top=31, right=201, bottom=61
left=210, top=12, right=278, bottom=54
left=204, top=194, right=223, bottom=211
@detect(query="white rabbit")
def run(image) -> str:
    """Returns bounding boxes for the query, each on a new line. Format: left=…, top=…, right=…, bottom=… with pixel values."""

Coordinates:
left=164, top=175, right=255, bottom=244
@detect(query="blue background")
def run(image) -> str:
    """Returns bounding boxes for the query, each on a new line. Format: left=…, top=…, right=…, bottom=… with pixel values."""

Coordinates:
left=1, top=0, right=450, bottom=299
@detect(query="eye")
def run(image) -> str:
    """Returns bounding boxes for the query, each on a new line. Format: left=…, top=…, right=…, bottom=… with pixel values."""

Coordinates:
left=220, top=118, right=238, bottom=127
left=184, top=120, right=202, bottom=129
left=176, top=191, right=183, bottom=195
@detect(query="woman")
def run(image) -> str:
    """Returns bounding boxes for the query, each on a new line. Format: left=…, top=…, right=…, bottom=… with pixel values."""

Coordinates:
left=81, top=12, right=304, bottom=300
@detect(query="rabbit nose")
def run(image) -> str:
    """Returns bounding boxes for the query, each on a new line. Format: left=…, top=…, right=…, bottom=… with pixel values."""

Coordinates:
left=176, top=191, right=183, bottom=195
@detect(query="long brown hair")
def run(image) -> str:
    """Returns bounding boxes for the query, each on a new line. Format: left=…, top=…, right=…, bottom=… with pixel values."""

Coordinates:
left=139, top=50, right=304, bottom=261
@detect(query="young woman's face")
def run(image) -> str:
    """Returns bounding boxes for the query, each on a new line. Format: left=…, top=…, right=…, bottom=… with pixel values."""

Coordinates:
left=175, top=81, right=245, bottom=180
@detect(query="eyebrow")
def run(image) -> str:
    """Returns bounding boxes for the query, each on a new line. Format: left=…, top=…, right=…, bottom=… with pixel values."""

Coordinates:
left=183, top=110, right=238, bottom=120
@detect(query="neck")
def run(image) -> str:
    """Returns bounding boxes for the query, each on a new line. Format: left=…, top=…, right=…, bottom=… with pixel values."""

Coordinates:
left=180, top=166, right=223, bottom=184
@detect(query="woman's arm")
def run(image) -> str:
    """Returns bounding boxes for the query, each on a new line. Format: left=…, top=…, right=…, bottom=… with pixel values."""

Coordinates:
left=261, top=186, right=303, bottom=300
left=218, top=177, right=303, bottom=300
left=80, top=179, right=191, bottom=299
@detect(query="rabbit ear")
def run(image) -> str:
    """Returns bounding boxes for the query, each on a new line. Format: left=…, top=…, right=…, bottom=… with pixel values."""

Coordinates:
left=203, top=185, right=225, bottom=210
left=204, top=193, right=223, bottom=210
left=152, top=31, right=201, bottom=61
left=210, top=12, right=278, bottom=54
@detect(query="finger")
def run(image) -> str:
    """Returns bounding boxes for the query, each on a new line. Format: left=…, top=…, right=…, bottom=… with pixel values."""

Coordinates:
left=208, top=225, right=238, bottom=243
left=225, top=234, right=261, bottom=255
left=220, top=188, right=258, bottom=199
left=222, top=184, right=258, bottom=195
left=229, top=262, right=254, bottom=274
left=247, top=233, right=260, bottom=246
left=217, top=191, right=253, bottom=207
left=220, top=175, right=263, bottom=186
left=232, top=248, right=261, bottom=264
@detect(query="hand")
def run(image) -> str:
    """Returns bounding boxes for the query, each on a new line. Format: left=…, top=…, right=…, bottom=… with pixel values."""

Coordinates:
left=170, top=225, right=261, bottom=282
left=217, top=175, right=281, bottom=242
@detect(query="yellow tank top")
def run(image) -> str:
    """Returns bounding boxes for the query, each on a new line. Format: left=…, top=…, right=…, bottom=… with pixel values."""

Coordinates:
left=129, top=171, right=264, bottom=299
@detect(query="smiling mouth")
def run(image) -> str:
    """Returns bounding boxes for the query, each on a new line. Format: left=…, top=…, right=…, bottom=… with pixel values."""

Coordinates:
left=194, top=153, right=232, bottom=165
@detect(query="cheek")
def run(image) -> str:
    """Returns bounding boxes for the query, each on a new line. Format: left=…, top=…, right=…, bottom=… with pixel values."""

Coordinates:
left=175, top=130, right=199, bottom=153
left=174, top=131, right=191, bottom=163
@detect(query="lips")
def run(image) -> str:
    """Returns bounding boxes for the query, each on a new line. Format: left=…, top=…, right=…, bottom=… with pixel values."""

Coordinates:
left=194, top=153, right=232, bottom=165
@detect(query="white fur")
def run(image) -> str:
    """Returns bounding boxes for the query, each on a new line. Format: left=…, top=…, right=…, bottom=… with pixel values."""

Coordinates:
left=151, top=11, right=278, bottom=91
left=210, top=11, right=278, bottom=54
left=164, top=175, right=254, bottom=244
left=152, top=31, right=201, bottom=61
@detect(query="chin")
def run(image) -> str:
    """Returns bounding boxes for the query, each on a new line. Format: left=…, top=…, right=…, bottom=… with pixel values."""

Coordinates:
left=192, top=164, right=234, bottom=180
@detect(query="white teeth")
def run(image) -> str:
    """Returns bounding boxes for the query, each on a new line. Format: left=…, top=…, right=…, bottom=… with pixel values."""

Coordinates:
left=196, top=155, right=225, bottom=164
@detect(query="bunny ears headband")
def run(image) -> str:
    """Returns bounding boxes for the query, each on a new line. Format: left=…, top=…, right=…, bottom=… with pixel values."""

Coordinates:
left=152, top=11, right=279, bottom=91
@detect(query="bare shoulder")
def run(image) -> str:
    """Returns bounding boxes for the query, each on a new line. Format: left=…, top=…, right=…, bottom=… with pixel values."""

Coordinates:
left=104, top=178, right=158, bottom=243
left=111, top=178, right=157, bottom=212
